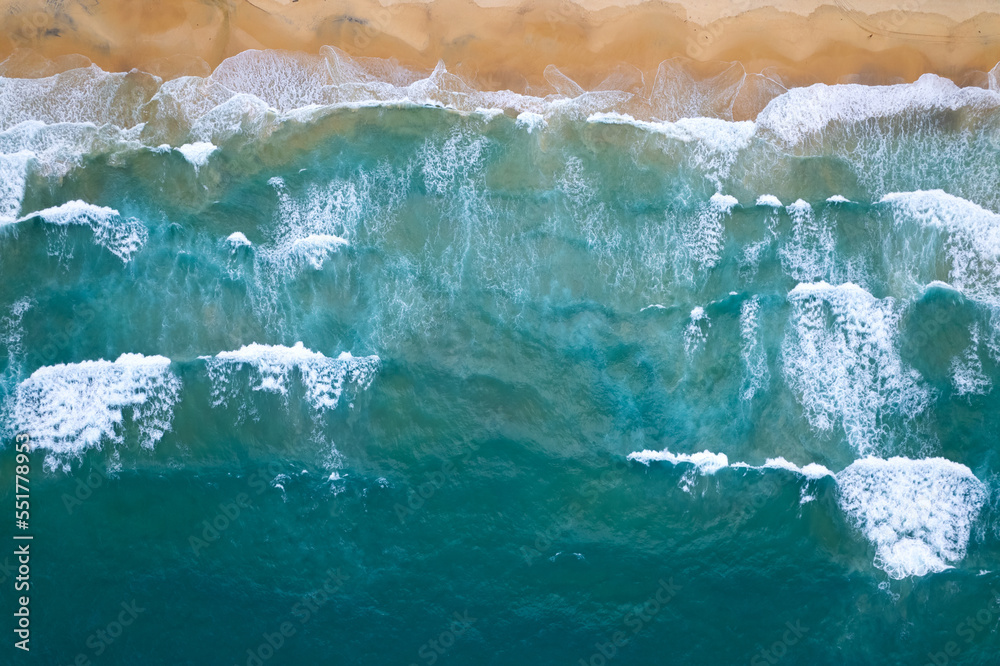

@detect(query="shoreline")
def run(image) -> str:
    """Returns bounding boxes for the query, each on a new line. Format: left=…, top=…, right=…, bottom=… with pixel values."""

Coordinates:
left=0, top=0, right=999, bottom=90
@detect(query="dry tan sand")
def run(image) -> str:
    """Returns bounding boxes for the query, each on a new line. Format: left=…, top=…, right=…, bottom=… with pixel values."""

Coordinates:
left=0, top=0, right=999, bottom=87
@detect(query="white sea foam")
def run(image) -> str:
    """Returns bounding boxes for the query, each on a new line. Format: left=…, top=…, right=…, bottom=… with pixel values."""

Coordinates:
left=826, top=195, right=852, bottom=203
left=739, top=296, right=769, bottom=401
left=0, top=298, right=32, bottom=388
left=142, top=76, right=237, bottom=143
left=676, top=193, right=738, bottom=280
left=757, top=74, right=1000, bottom=147
left=252, top=177, right=365, bottom=288
left=711, top=193, right=739, bottom=209
left=628, top=448, right=730, bottom=474
left=880, top=190, right=1000, bottom=307
left=246, top=172, right=405, bottom=327
left=210, top=50, right=334, bottom=112
left=676, top=119, right=756, bottom=186
left=588, top=113, right=755, bottom=188
left=10, top=354, right=181, bottom=464
left=0, top=53, right=996, bottom=187
left=226, top=231, right=252, bottom=248
left=628, top=447, right=833, bottom=480
left=731, top=457, right=835, bottom=479
left=739, top=240, right=769, bottom=281
left=177, top=141, right=217, bottom=167
left=950, top=324, right=991, bottom=397
left=0, top=120, right=130, bottom=179
left=684, top=306, right=710, bottom=354
left=837, top=456, right=988, bottom=579
left=756, top=194, right=782, bottom=207
left=419, top=129, right=490, bottom=199
left=779, top=199, right=834, bottom=282
left=782, top=282, right=931, bottom=456
left=924, top=280, right=957, bottom=293
left=287, top=234, right=349, bottom=270
left=515, top=112, right=547, bottom=133
left=586, top=113, right=755, bottom=153
left=648, top=60, right=785, bottom=121
left=3, top=53, right=995, bottom=214
left=188, top=93, right=271, bottom=144
left=201, top=342, right=380, bottom=412
left=0, top=65, right=160, bottom=131
left=757, top=457, right=834, bottom=480
left=474, top=107, right=505, bottom=121
left=281, top=177, right=368, bottom=236
left=18, top=200, right=148, bottom=262
left=0, top=150, right=32, bottom=222
left=630, top=446, right=985, bottom=579
left=27, top=200, right=118, bottom=227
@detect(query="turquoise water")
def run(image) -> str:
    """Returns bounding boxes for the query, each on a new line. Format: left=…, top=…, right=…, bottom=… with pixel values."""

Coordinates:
left=2, top=51, right=1000, bottom=664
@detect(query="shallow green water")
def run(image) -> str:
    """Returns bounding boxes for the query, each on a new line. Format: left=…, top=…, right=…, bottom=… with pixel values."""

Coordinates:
left=2, top=55, right=1000, bottom=665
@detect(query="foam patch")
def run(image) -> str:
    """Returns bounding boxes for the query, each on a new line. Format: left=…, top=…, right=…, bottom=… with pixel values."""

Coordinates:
left=837, top=456, right=988, bottom=579
left=11, top=354, right=181, bottom=462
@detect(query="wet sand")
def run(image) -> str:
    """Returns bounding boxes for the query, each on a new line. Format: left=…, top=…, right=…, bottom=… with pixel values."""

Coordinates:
left=0, top=0, right=999, bottom=88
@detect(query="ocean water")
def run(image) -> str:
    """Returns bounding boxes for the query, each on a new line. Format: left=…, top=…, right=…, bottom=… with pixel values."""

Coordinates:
left=2, top=49, right=1000, bottom=665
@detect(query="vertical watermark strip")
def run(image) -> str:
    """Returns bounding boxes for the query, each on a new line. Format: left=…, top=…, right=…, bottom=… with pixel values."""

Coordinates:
left=13, top=432, right=32, bottom=652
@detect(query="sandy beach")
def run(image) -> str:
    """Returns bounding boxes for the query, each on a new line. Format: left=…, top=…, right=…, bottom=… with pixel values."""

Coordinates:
left=0, top=0, right=999, bottom=89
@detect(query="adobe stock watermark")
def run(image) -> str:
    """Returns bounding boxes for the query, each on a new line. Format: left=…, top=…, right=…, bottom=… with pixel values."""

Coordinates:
left=899, top=296, right=956, bottom=361
left=407, top=609, right=478, bottom=666
left=749, top=619, right=809, bottom=665
left=61, top=600, right=146, bottom=666
left=349, top=4, right=404, bottom=50
left=984, top=124, right=1000, bottom=155
left=188, top=494, right=253, bottom=556
left=519, top=501, right=584, bottom=566
left=520, top=459, right=628, bottom=565
left=923, top=588, right=1000, bottom=666
left=62, top=466, right=110, bottom=515
left=9, top=10, right=54, bottom=47
left=235, top=568, right=349, bottom=666
left=870, top=0, right=922, bottom=34
left=25, top=303, right=97, bottom=371
left=685, top=0, right=755, bottom=58
left=726, top=469, right=793, bottom=526
left=544, top=0, right=578, bottom=29
left=189, top=462, right=284, bottom=556
left=577, top=577, right=682, bottom=666
left=393, top=442, right=480, bottom=524
left=834, top=0, right=923, bottom=36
